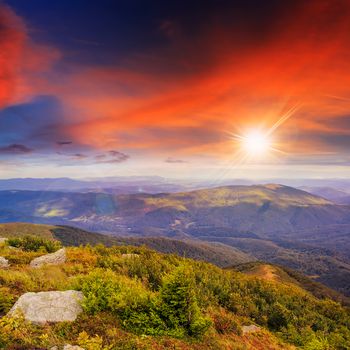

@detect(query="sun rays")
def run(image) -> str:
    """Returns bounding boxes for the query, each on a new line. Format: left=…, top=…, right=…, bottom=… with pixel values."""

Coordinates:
left=207, top=103, right=302, bottom=185
left=228, top=103, right=301, bottom=164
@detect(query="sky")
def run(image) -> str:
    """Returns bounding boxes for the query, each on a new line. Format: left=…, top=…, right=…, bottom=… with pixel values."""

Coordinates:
left=1, top=0, right=350, bottom=179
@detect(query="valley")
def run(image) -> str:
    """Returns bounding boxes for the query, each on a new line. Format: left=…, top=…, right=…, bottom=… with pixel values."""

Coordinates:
left=1, top=183, right=350, bottom=297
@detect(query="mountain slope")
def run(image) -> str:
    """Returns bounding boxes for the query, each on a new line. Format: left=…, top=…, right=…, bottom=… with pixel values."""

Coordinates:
left=1, top=185, right=350, bottom=295
left=0, top=185, right=347, bottom=235
left=300, top=186, right=350, bottom=204
left=203, top=235, right=350, bottom=296
left=235, top=262, right=350, bottom=306
left=0, top=223, right=255, bottom=267
left=0, top=238, right=349, bottom=349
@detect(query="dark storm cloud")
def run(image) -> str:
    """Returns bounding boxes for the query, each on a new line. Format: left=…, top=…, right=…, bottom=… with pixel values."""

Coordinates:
left=108, top=150, right=129, bottom=161
left=57, top=141, right=73, bottom=146
left=105, top=151, right=129, bottom=163
left=0, top=143, right=33, bottom=154
left=72, top=153, right=88, bottom=159
left=93, top=151, right=130, bottom=164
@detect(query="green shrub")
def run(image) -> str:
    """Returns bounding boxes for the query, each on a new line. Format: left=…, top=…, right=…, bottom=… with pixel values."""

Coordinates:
left=78, top=269, right=121, bottom=314
left=1, top=242, right=350, bottom=348
left=7, top=235, right=61, bottom=253
left=158, top=265, right=211, bottom=337
left=267, top=302, right=292, bottom=331
left=0, top=270, right=35, bottom=293
left=77, top=265, right=211, bottom=338
left=4, top=249, right=41, bottom=266
left=0, top=287, right=15, bottom=315
left=77, top=331, right=104, bottom=350
left=78, top=269, right=166, bottom=336
left=210, top=307, right=242, bottom=335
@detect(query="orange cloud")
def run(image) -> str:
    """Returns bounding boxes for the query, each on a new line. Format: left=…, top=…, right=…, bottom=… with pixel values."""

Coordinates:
left=0, top=4, right=60, bottom=107
left=4, top=1, right=350, bottom=163
left=0, top=5, right=26, bottom=107
left=44, top=0, right=350, bottom=160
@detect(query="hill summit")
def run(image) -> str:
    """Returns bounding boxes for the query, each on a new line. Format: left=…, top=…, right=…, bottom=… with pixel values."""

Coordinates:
left=0, top=234, right=350, bottom=349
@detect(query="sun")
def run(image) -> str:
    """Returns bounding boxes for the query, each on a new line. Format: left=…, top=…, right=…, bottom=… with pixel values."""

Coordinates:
left=229, top=127, right=282, bottom=164
left=229, top=104, right=300, bottom=163
left=242, top=130, right=271, bottom=157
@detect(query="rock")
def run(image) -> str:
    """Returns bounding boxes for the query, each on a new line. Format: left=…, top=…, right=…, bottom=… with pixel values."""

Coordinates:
left=0, top=256, right=9, bottom=268
left=50, top=346, right=85, bottom=350
left=0, top=237, right=7, bottom=244
left=242, top=324, right=261, bottom=334
left=122, top=253, right=139, bottom=258
left=30, top=248, right=66, bottom=268
left=8, top=290, right=83, bottom=324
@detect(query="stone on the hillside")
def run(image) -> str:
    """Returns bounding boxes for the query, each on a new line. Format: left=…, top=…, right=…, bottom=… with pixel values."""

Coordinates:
left=0, top=237, right=7, bottom=244
left=50, top=346, right=85, bottom=350
left=242, top=324, right=261, bottom=334
left=8, top=290, right=83, bottom=324
left=30, top=248, right=66, bottom=268
left=122, top=253, right=139, bottom=258
left=0, top=256, right=9, bottom=268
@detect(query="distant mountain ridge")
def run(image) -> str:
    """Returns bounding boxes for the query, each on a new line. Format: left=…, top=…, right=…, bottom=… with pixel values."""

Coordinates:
left=0, top=177, right=186, bottom=193
left=299, top=186, right=350, bottom=205
left=1, top=184, right=350, bottom=295
left=0, top=184, right=346, bottom=236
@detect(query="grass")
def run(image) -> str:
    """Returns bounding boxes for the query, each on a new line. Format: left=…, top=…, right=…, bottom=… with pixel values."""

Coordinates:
left=0, top=235, right=349, bottom=349
left=0, top=223, right=55, bottom=239
left=235, top=261, right=350, bottom=306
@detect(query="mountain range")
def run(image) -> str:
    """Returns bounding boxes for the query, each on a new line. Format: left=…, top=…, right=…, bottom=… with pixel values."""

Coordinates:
left=1, top=183, right=350, bottom=295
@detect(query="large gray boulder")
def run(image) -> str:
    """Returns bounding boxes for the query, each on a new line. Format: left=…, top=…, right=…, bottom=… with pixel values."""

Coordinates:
left=0, top=256, right=9, bottom=268
left=30, top=248, right=66, bottom=268
left=8, top=290, right=83, bottom=324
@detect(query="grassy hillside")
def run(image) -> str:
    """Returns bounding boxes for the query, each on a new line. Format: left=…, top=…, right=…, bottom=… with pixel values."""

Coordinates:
left=0, top=237, right=350, bottom=349
left=203, top=235, right=350, bottom=296
left=145, top=184, right=332, bottom=208
left=0, top=222, right=55, bottom=239
left=235, top=262, right=350, bottom=306
left=3, top=222, right=350, bottom=298
left=0, top=223, right=255, bottom=267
